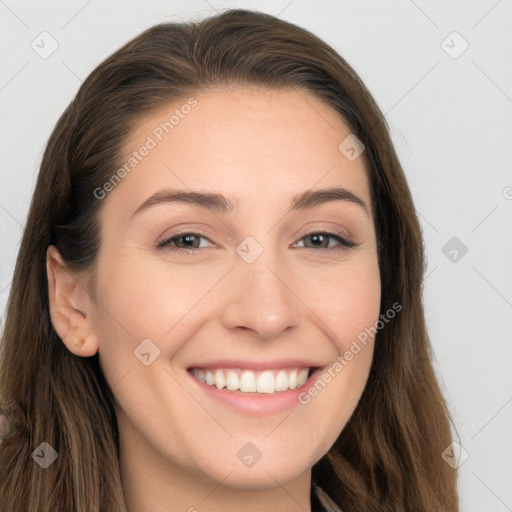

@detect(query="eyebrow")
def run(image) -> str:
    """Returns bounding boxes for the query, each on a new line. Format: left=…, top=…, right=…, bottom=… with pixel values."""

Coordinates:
left=129, top=186, right=369, bottom=220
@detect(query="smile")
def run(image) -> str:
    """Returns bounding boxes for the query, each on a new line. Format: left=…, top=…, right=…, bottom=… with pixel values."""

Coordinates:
left=190, top=367, right=311, bottom=394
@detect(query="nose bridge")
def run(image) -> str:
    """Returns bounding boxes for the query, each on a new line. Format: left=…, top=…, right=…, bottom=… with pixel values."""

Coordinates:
left=220, top=237, right=302, bottom=339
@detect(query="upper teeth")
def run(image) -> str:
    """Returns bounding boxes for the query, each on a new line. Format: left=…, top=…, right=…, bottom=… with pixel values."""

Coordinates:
left=192, top=368, right=310, bottom=394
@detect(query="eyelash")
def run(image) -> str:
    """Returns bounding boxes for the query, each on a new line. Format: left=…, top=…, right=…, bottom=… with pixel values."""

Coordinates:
left=156, top=229, right=356, bottom=253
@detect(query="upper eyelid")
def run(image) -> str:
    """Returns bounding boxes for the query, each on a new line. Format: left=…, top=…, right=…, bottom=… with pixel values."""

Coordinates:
left=298, top=227, right=351, bottom=241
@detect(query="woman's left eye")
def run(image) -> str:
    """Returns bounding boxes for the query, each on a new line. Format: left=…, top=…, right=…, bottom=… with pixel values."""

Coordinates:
left=294, top=232, right=355, bottom=250
left=157, top=231, right=355, bottom=252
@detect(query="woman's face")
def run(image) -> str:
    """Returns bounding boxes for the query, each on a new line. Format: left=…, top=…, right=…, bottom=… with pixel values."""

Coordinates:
left=88, top=87, right=380, bottom=491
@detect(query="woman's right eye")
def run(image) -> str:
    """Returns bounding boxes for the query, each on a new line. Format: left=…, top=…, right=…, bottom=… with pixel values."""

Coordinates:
left=157, top=233, right=215, bottom=251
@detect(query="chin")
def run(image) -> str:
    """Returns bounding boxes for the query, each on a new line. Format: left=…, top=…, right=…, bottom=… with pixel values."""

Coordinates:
left=189, top=447, right=313, bottom=490
left=217, top=465, right=309, bottom=491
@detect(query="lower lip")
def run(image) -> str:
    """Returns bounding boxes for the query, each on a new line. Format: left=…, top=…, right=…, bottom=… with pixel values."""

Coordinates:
left=187, top=368, right=324, bottom=416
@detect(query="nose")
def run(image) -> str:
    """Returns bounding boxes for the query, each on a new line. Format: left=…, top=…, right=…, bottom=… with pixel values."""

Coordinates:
left=220, top=254, right=302, bottom=340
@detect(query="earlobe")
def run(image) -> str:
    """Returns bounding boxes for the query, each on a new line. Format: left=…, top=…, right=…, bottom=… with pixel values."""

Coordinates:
left=46, top=245, right=99, bottom=357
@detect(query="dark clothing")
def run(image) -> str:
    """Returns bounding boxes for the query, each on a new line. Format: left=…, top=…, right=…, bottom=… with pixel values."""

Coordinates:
left=310, top=482, right=327, bottom=511
left=311, top=480, right=342, bottom=512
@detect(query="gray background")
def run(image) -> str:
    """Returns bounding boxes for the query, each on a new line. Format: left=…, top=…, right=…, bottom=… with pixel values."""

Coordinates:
left=1, top=1, right=511, bottom=510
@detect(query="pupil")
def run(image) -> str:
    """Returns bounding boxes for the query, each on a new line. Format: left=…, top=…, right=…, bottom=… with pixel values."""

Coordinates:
left=310, top=234, right=327, bottom=248
left=182, top=235, right=197, bottom=248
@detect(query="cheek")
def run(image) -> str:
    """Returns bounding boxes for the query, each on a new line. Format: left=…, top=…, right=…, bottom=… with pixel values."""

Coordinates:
left=295, top=259, right=380, bottom=453
left=303, top=253, right=381, bottom=349
left=89, top=253, right=229, bottom=381
left=295, top=252, right=380, bottom=418
left=94, top=254, right=222, bottom=337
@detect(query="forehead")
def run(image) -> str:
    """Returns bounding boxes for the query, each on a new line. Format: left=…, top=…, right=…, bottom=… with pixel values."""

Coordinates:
left=109, top=86, right=371, bottom=216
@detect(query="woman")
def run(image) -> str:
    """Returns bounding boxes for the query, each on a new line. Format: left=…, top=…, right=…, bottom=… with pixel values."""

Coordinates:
left=0, top=8, right=459, bottom=511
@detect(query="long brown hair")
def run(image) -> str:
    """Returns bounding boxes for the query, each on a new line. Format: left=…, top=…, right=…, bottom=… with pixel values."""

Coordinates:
left=0, top=9, right=459, bottom=511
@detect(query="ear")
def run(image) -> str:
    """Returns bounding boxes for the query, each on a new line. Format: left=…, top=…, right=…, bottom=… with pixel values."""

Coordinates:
left=46, top=245, right=99, bottom=357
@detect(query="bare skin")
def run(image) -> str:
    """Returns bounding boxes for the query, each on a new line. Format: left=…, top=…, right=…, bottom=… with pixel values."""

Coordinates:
left=47, top=86, right=381, bottom=511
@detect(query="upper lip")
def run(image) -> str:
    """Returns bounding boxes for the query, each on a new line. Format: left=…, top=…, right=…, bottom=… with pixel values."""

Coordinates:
left=187, top=359, right=323, bottom=371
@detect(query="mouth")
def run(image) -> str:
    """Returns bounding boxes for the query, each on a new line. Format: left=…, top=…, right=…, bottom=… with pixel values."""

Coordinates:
left=188, top=367, right=316, bottom=394
left=186, top=363, right=324, bottom=416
